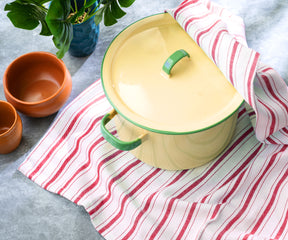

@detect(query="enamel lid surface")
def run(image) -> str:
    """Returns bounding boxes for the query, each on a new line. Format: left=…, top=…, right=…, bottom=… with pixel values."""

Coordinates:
left=102, top=13, right=243, bottom=134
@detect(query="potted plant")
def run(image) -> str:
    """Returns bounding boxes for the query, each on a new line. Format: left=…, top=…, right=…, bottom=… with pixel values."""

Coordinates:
left=4, top=0, right=134, bottom=58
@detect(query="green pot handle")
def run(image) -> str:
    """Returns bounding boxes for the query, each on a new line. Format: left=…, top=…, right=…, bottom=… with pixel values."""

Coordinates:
left=162, top=49, right=190, bottom=76
left=101, top=109, right=144, bottom=151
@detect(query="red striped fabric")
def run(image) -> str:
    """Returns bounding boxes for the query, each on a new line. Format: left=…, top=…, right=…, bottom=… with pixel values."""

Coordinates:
left=19, top=0, right=288, bottom=239
left=172, top=0, right=288, bottom=143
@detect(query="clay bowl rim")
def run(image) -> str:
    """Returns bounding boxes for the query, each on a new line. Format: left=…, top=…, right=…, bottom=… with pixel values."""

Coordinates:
left=3, top=51, right=68, bottom=106
left=0, top=100, right=18, bottom=137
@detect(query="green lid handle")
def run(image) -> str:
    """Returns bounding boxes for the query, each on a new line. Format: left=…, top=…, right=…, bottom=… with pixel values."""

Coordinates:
left=162, top=49, right=190, bottom=76
left=101, top=109, right=144, bottom=151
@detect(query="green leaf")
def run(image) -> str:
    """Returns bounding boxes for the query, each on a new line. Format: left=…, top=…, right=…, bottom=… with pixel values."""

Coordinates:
left=118, top=0, right=135, bottom=8
left=111, top=0, right=126, bottom=19
left=5, top=1, right=51, bottom=35
left=46, top=0, right=71, bottom=21
left=94, top=6, right=105, bottom=25
left=33, top=0, right=51, bottom=4
left=86, top=0, right=99, bottom=10
left=101, top=0, right=109, bottom=4
left=39, top=20, right=51, bottom=36
left=5, top=2, right=39, bottom=30
left=46, top=0, right=73, bottom=58
left=104, top=4, right=117, bottom=26
left=52, top=24, right=73, bottom=58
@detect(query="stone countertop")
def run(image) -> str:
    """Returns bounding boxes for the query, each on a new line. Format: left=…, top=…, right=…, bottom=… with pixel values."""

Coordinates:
left=0, top=0, right=287, bottom=239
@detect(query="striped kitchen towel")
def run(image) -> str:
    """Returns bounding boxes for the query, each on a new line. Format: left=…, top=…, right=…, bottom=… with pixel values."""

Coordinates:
left=19, top=0, right=288, bottom=239
left=169, top=0, right=288, bottom=144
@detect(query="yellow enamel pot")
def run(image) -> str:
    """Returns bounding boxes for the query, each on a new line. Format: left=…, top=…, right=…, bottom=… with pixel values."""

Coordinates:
left=101, top=13, right=243, bottom=170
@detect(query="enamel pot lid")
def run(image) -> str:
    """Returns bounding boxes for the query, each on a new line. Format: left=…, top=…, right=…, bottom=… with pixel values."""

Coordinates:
left=101, top=13, right=243, bottom=134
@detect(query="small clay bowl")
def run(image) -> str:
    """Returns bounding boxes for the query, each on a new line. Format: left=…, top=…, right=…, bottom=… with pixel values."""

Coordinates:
left=0, top=100, right=22, bottom=154
left=3, top=51, right=72, bottom=117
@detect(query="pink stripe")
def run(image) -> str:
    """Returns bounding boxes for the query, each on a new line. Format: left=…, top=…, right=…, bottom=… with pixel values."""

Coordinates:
left=238, top=107, right=246, bottom=118
left=99, top=167, right=160, bottom=236
left=217, top=145, right=262, bottom=194
left=88, top=160, right=141, bottom=216
left=262, top=67, right=273, bottom=73
left=70, top=147, right=123, bottom=202
left=177, top=127, right=253, bottom=198
left=258, top=98, right=276, bottom=136
left=74, top=149, right=124, bottom=204
left=184, top=12, right=211, bottom=32
left=206, top=1, right=211, bottom=9
left=180, top=0, right=190, bottom=5
left=61, top=145, right=115, bottom=200
left=200, top=138, right=260, bottom=205
left=36, top=108, right=111, bottom=185
left=215, top=145, right=286, bottom=240
left=121, top=170, right=188, bottom=240
left=261, top=74, right=288, bottom=113
left=178, top=143, right=262, bottom=238
left=148, top=127, right=254, bottom=239
left=242, top=147, right=288, bottom=239
left=279, top=129, right=288, bottom=139
left=174, top=0, right=199, bottom=19
left=211, top=204, right=222, bottom=220
left=55, top=129, right=117, bottom=195
left=211, top=29, right=228, bottom=62
left=248, top=111, right=256, bottom=117
left=275, top=208, right=288, bottom=239
left=211, top=170, right=247, bottom=219
left=196, top=20, right=221, bottom=45
left=229, top=41, right=240, bottom=86
left=19, top=79, right=102, bottom=173
left=175, top=202, right=197, bottom=240
left=28, top=94, right=105, bottom=180
left=282, top=127, right=288, bottom=134
left=266, top=136, right=278, bottom=144
left=121, top=193, right=158, bottom=239
left=247, top=52, right=260, bottom=105
left=98, top=168, right=162, bottom=234
left=43, top=116, right=104, bottom=190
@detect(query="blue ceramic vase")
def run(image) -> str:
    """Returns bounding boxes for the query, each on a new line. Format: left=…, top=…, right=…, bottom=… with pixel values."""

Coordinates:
left=68, top=0, right=99, bottom=57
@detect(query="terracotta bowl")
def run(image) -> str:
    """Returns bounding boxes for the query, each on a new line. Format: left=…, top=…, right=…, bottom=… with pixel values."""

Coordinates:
left=3, top=51, right=72, bottom=117
left=0, top=100, right=22, bottom=154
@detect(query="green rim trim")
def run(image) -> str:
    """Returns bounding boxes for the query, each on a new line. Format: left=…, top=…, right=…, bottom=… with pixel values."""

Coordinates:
left=101, top=13, right=245, bottom=136
left=162, top=49, right=190, bottom=75
left=101, top=111, right=142, bottom=151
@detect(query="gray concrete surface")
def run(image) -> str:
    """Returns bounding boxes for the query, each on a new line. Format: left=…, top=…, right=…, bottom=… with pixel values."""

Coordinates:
left=0, top=0, right=287, bottom=239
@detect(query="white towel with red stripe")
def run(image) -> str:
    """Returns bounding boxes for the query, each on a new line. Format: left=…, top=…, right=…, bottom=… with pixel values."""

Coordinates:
left=171, top=0, right=288, bottom=144
left=19, top=0, right=288, bottom=239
